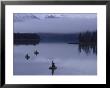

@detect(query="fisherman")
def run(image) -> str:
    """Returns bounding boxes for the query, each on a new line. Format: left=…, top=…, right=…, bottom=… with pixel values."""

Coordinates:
left=25, top=54, right=30, bottom=60
left=49, top=60, right=57, bottom=75
left=52, top=61, right=55, bottom=68
left=34, top=50, right=39, bottom=56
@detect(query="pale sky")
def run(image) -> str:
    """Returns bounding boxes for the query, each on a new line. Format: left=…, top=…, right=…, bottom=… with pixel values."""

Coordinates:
left=14, top=13, right=97, bottom=33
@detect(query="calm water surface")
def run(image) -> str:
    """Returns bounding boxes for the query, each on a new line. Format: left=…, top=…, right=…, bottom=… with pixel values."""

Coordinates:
left=13, top=43, right=97, bottom=75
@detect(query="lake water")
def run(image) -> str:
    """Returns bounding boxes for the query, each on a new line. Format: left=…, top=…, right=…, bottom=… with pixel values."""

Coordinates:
left=13, top=43, right=97, bottom=75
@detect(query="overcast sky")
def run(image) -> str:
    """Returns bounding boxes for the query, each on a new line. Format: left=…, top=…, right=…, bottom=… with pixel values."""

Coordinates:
left=14, top=13, right=97, bottom=33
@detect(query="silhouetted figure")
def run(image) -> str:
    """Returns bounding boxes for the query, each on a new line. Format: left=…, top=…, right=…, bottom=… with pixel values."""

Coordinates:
left=49, top=60, right=57, bottom=75
left=25, top=54, right=30, bottom=60
left=34, top=50, right=39, bottom=56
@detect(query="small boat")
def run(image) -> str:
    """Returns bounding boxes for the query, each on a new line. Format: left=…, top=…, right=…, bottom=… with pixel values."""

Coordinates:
left=34, top=50, right=39, bottom=56
left=49, top=66, right=57, bottom=70
left=25, top=54, right=30, bottom=60
left=49, top=60, right=57, bottom=75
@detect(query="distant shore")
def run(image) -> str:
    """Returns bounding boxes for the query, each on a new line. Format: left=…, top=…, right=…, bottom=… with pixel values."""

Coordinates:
left=14, top=33, right=40, bottom=45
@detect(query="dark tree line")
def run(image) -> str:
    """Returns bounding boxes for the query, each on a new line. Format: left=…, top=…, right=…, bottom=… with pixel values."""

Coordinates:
left=14, top=33, right=40, bottom=45
left=79, top=31, right=97, bottom=44
left=78, top=31, right=97, bottom=54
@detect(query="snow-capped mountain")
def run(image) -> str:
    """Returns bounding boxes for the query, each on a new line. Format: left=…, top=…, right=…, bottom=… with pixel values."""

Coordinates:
left=14, top=13, right=97, bottom=33
left=14, top=13, right=40, bottom=22
left=14, top=13, right=96, bottom=23
left=13, top=13, right=66, bottom=22
left=45, top=14, right=64, bottom=19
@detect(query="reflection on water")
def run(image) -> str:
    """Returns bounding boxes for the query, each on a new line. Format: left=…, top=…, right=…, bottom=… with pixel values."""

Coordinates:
left=79, top=44, right=97, bottom=55
left=13, top=43, right=97, bottom=75
left=78, top=31, right=97, bottom=55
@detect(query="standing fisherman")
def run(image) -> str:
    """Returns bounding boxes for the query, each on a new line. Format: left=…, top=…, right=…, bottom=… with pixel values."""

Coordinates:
left=49, top=60, right=57, bottom=75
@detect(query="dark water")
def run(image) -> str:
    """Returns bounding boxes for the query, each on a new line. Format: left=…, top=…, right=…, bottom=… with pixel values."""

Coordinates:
left=13, top=43, right=97, bottom=75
